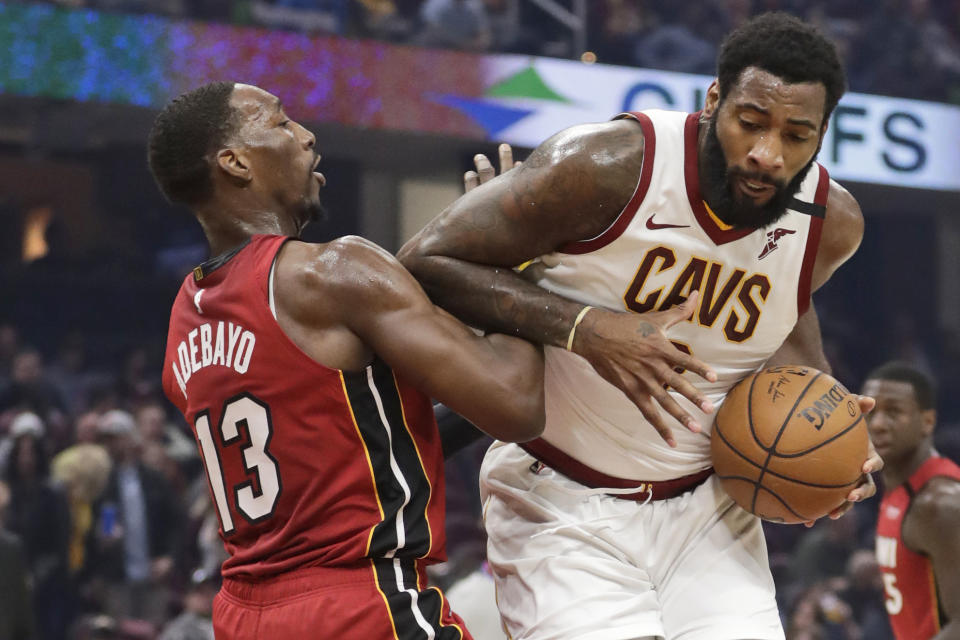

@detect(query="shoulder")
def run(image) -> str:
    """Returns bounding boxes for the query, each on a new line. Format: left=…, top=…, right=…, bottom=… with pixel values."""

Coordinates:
left=278, top=237, right=415, bottom=311
left=913, top=476, right=960, bottom=523
left=812, top=179, right=864, bottom=290
left=530, top=119, right=645, bottom=173
left=518, top=119, right=647, bottom=231
left=905, top=476, right=960, bottom=552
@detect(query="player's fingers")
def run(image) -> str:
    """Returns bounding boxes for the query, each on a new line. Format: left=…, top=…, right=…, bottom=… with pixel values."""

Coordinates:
left=863, top=441, right=883, bottom=474
left=628, top=391, right=676, bottom=448
left=847, top=473, right=877, bottom=503
left=857, top=395, right=876, bottom=415
left=463, top=170, right=480, bottom=192
left=668, top=349, right=717, bottom=384
left=498, top=143, right=515, bottom=174
left=513, top=160, right=523, bottom=169
left=474, top=154, right=495, bottom=183
left=645, top=378, right=702, bottom=433
left=828, top=501, right=855, bottom=520
left=661, top=369, right=715, bottom=414
left=660, top=290, right=700, bottom=329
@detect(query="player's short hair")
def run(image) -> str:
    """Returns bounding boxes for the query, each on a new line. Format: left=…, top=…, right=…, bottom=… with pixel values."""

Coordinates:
left=865, top=361, right=937, bottom=411
left=717, top=12, right=846, bottom=124
left=148, top=81, right=239, bottom=205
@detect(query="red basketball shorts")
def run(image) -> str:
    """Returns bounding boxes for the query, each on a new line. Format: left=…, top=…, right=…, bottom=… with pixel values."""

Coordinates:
left=214, top=559, right=472, bottom=639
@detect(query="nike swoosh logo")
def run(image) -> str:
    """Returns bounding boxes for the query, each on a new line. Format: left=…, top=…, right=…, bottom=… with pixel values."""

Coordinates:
left=646, top=214, right=690, bottom=230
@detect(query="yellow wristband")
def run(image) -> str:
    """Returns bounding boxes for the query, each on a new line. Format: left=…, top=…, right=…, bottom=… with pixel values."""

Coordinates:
left=566, top=305, right=594, bottom=352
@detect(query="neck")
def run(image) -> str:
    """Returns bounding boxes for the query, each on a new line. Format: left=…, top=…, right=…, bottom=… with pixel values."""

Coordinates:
left=196, top=201, right=300, bottom=257
left=882, top=442, right=936, bottom=489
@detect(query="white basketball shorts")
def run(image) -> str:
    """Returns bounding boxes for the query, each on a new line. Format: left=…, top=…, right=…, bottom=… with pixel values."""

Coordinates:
left=480, top=441, right=785, bottom=640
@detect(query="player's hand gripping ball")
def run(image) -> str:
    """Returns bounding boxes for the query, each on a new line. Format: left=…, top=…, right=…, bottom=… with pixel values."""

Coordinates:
left=711, top=365, right=868, bottom=524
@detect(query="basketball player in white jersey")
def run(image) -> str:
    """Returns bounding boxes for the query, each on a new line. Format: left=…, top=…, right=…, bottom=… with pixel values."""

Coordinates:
left=400, top=12, right=882, bottom=640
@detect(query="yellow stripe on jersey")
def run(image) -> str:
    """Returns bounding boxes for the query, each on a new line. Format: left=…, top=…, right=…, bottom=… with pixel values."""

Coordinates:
left=703, top=201, right=734, bottom=231
left=371, top=559, right=402, bottom=640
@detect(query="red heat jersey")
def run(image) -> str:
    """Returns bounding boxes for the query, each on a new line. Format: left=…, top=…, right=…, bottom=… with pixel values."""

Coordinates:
left=162, top=234, right=448, bottom=580
left=876, top=455, right=960, bottom=639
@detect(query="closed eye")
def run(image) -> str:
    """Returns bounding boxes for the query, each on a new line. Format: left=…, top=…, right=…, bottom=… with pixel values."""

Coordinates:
left=739, top=120, right=762, bottom=131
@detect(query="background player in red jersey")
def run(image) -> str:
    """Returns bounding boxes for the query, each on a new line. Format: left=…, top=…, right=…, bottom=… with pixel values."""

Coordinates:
left=147, top=81, right=546, bottom=639
left=864, top=362, right=960, bottom=640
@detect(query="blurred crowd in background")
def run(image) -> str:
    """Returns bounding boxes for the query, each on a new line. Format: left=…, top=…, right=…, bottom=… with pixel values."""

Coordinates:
left=24, top=0, right=960, bottom=105
left=2, top=1, right=960, bottom=639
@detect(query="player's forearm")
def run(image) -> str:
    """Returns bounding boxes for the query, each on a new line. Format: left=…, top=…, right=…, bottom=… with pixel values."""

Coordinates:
left=401, top=253, right=586, bottom=349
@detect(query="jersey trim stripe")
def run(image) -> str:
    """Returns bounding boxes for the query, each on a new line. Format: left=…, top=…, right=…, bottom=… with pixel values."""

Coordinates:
left=372, top=558, right=464, bottom=639
left=342, top=360, right=432, bottom=559
left=391, top=370, right=436, bottom=558
left=368, top=363, right=433, bottom=558
left=339, top=371, right=387, bottom=555
left=796, top=165, right=829, bottom=315
left=559, top=111, right=656, bottom=255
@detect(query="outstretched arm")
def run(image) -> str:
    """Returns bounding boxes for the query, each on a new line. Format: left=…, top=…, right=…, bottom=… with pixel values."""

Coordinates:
left=400, top=124, right=716, bottom=446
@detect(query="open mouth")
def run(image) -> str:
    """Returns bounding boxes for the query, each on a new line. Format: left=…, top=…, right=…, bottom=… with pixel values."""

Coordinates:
left=737, top=176, right=773, bottom=199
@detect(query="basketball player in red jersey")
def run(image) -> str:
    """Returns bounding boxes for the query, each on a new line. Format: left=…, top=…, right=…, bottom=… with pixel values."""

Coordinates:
left=400, top=12, right=882, bottom=640
left=864, top=362, right=960, bottom=640
left=147, top=82, right=549, bottom=639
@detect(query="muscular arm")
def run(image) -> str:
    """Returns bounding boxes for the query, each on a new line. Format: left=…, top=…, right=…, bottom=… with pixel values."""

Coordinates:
left=276, top=237, right=545, bottom=442
left=904, top=478, right=960, bottom=640
left=400, top=121, right=716, bottom=445
left=399, top=121, right=642, bottom=345
left=767, top=179, right=864, bottom=371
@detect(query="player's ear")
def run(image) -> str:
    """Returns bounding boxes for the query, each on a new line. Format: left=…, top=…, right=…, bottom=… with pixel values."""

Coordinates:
left=921, top=408, right=936, bottom=437
left=216, top=147, right=252, bottom=184
left=702, top=80, right=721, bottom=118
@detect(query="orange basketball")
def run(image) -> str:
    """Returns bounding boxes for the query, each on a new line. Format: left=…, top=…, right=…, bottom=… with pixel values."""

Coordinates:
left=711, top=365, right=868, bottom=524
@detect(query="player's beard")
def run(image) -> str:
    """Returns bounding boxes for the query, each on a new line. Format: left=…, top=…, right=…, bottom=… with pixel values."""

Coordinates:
left=700, top=112, right=815, bottom=230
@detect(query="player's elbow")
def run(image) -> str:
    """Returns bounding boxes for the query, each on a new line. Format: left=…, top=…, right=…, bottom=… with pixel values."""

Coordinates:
left=485, top=355, right=545, bottom=443
left=397, top=235, right=428, bottom=275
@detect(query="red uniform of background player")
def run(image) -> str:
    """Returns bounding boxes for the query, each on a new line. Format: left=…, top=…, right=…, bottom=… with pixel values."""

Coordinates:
left=149, top=81, right=545, bottom=639
left=864, top=362, right=960, bottom=640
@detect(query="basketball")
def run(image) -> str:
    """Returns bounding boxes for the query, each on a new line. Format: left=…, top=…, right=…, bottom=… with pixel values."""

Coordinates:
left=711, top=365, right=868, bottom=524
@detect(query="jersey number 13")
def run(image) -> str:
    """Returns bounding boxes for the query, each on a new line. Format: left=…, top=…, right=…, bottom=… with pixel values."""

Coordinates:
left=195, top=393, right=282, bottom=535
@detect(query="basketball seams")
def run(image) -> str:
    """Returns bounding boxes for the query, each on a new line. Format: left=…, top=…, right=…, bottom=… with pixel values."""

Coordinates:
left=750, top=371, right=824, bottom=513
left=769, top=413, right=865, bottom=459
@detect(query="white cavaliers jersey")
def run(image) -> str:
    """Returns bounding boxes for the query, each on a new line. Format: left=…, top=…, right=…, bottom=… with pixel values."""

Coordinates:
left=525, top=109, right=829, bottom=481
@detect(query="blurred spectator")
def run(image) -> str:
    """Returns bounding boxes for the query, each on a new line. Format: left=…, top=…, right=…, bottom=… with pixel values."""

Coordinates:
left=157, top=569, right=217, bottom=640
left=0, top=348, right=69, bottom=447
left=837, top=550, right=894, bottom=639
left=93, top=410, right=180, bottom=627
left=0, top=322, right=21, bottom=383
left=74, top=411, right=103, bottom=445
left=0, top=479, right=37, bottom=640
left=50, top=444, right=112, bottom=581
left=416, top=0, right=491, bottom=51
left=134, top=401, right=197, bottom=471
left=247, top=0, right=348, bottom=34
left=3, top=412, right=73, bottom=640
left=633, top=6, right=718, bottom=75
left=788, top=512, right=861, bottom=590
left=787, top=583, right=861, bottom=640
